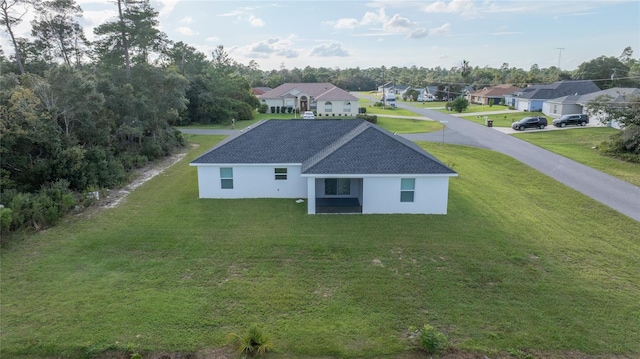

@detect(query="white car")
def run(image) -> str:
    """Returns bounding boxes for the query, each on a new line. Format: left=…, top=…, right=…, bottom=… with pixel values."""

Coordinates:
left=302, top=111, right=315, bottom=119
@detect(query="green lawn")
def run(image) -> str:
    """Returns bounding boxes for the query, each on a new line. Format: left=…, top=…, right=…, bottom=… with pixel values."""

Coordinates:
left=2, top=135, right=639, bottom=358
left=402, top=101, right=447, bottom=109
left=461, top=112, right=541, bottom=127
left=358, top=97, right=425, bottom=117
left=436, top=104, right=511, bottom=114
left=179, top=113, right=439, bottom=134
left=513, top=128, right=640, bottom=186
left=376, top=117, right=442, bottom=133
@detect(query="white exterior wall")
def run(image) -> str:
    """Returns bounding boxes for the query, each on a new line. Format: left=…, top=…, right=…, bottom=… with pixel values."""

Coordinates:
left=195, top=165, right=306, bottom=198
left=362, top=176, right=450, bottom=214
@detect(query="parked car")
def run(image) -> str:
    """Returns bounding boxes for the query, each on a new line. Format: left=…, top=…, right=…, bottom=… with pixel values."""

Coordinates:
left=302, top=111, right=315, bottom=119
left=511, top=116, right=548, bottom=131
left=552, top=114, right=589, bottom=127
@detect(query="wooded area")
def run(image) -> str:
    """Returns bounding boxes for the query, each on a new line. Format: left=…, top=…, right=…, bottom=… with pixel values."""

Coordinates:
left=1, top=0, right=638, bottom=235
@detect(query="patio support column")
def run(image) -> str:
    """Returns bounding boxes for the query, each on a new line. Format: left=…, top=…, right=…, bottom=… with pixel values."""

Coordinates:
left=307, top=178, right=316, bottom=214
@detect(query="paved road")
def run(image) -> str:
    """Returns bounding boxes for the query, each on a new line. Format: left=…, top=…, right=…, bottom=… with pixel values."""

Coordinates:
left=385, top=98, right=639, bottom=222
left=180, top=99, right=640, bottom=222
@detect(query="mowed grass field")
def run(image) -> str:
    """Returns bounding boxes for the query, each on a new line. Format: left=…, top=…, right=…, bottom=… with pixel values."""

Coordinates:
left=1, top=135, right=639, bottom=358
left=513, top=128, right=640, bottom=187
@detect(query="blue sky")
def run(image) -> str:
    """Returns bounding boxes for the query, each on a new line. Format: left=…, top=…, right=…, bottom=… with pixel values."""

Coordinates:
left=5, top=0, right=640, bottom=71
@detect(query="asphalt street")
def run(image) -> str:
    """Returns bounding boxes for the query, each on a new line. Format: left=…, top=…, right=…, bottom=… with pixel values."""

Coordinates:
left=181, top=98, right=640, bottom=222
left=390, top=99, right=640, bottom=222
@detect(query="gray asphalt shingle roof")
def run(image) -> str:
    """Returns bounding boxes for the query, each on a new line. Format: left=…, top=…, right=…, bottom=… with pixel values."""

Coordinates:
left=191, top=120, right=456, bottom=176
left=514, top=80, right=600, bottom=100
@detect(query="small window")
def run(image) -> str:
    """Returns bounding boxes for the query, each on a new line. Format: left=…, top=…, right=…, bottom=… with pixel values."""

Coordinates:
left=343, top=101, right=351, bottom=113
left=325, top=178, right=350, bottom=195
left=324, top=101, right=332, bottom=113
left=400, top=178, right=415, bottom=202
left=275, top=168, right=287, bottom=180
left=220, top=167, right=233, bottom=189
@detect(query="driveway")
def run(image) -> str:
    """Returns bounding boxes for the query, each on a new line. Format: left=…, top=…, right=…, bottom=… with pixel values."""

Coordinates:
left=353, top=93, right=640, bottom=222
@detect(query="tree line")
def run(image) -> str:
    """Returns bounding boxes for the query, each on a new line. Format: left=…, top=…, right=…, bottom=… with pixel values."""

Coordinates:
left=1, top=0, right=638, bottom=236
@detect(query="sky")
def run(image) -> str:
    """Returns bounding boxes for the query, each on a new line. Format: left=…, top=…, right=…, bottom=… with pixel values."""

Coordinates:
left=3, top=0, right=640, bottom=72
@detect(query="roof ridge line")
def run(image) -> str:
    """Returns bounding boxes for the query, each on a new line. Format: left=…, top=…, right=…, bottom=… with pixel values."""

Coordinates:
left=302, top=121, right=370, bottom=172
left=367, top=124, right=453, bottom=169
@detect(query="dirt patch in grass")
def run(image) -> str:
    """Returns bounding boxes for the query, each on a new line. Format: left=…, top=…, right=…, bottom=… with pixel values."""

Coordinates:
left=100, top=152, right=187, bottom=209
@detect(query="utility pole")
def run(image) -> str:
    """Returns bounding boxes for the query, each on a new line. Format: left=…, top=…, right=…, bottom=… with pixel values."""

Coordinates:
left=555, top=47, right=565, bottom=69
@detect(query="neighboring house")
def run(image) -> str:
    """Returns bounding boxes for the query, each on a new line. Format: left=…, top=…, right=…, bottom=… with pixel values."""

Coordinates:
left=258, top=83, right=359, bottom=117
left=251, top=87, right=272, bottom=96
left=190, top=119, right=458, bottom=215
left=468, top=84, right=521, bottom=105
left=511, top=80, right=600, bottom=112
left=543, top=87, right=640, bottom=128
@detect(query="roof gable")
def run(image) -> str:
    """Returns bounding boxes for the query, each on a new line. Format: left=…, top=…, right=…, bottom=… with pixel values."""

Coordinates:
left=258, top=83, right=358, bottom=101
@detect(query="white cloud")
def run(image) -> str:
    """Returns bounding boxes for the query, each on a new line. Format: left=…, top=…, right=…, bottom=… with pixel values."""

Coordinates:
left=156, top=0, right=181, bottom=18
left=410, top=28, right=429, bottom=39
left=309, top=42, right=349, bottom=57
left=241, top=37, right=300, bottom=59
left=383, top=14, right=416, bottom=33
left=180, top=16, right=193, bottom=23
left=205, top=36, right=220, bottom=42
left=361, top=8, right=388, bottom=25
left=176, top=27, right=197, bottom=36
left=249, top=15, right=265, bottom=27
left=333, top=18, right=359, bottom=29
left=219, top=6, right=265, bottom=27
left=429, top=23, right=451, bottom=36
left=422, top=0, right=477, bottom=18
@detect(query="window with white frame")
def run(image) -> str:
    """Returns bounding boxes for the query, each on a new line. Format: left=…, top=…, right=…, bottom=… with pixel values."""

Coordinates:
left=325, top=178, right=350, bottom=195
left=343, top=102, right=351, bottom=113
left=275, top=168, right=287, bottom=180
left=220, top=167, right=233, bottom=189
left=324, top=101, right=332, bottom=113
left=400, top=178, right=415, bottom=202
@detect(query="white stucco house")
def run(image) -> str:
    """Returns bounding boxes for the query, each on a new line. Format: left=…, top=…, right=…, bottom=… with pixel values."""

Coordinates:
left=190, top=119, right=458, bottom=214
left=258, top=83, right=359, bottom=117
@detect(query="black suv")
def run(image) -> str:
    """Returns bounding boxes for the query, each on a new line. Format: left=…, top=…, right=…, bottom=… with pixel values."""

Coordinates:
left=511, top=116, right=548, bottom=131
left=552, top=114, right=589, bottom=127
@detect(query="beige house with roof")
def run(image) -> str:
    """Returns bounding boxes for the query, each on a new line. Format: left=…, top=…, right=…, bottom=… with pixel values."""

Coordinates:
left=258, top=83, right=359, bottom=117
left=468, top=84, right=521, bottom=105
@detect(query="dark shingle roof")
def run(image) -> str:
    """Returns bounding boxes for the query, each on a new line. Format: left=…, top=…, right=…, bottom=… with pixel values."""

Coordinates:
left=191, top=120, right=456, bottom=176
left=514, top=80, right=600, bottom=100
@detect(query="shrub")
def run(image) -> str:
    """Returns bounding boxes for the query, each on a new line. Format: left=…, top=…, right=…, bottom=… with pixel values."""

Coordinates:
left=417, top=324, right=448, bottom=354
left=0, top=207, right=12, bottom=233
left=280, top=106, right=286, bottom=114
left=373, top=101, right=384, bottom=107
left=227, top=325, right=273, bottom=357
left=258, top=104, right=268, bottom=114
left=356, top=114, right=377, bottom=124
left=450, top=97, right=469, bottom=113
left=359, top=107, right=366, bottom=114
left=270, top=106, right=275, bottom=113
